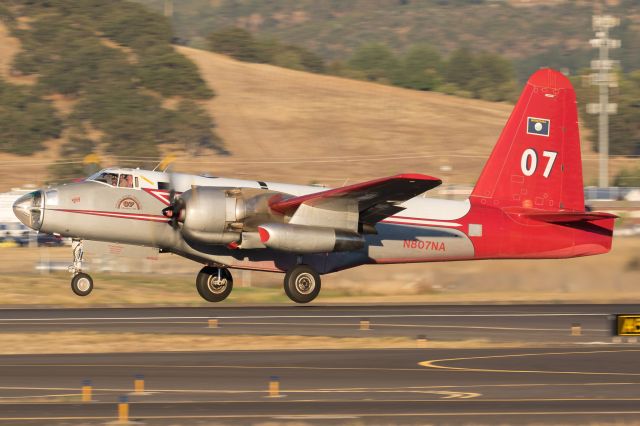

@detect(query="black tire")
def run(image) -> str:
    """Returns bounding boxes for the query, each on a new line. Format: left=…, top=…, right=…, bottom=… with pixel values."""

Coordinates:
left=71, top=273, right=93, bottom=297
left=196, top=266, right=233, bottom=302
left=284, top=265, right=321, bottom=304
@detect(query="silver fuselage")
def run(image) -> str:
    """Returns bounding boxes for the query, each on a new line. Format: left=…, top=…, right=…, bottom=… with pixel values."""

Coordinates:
left=14, top=168, right=475, bottom=274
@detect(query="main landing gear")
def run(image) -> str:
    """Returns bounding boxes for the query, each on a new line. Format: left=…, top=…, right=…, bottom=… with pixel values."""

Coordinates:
left=69, top=240, right=94, bottom=296
left=194, top=264, right=321, bottom=304
left=283, top=264, right=321, bottom=304
left=196, top=266, right=233, bottom=302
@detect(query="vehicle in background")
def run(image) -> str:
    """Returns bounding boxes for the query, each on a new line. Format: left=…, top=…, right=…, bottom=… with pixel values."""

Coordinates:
left=0, top=223, right=30, bottom=238
left=0, top=231, right=65, bottom=248
left=0, top=237, right=19, bottom=248
left=36, top=233, right=65, bottom=247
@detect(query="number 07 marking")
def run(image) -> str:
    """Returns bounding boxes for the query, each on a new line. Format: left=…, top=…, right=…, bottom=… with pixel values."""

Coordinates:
left=520, top=149, right=557, bottom=178
left=542, top=151, right=557, bottom=178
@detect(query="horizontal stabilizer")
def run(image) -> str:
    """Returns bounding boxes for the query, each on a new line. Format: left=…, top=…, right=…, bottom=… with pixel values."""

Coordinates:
left=519, top=211, right=618, bottom=223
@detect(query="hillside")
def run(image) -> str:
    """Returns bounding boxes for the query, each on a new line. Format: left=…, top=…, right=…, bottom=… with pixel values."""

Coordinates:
left=0, top=0, right=220, bottom=186
left=173, top=47, right=638, bottom=187
left=2, top=24, right=635, bottom=191
left=134, top=0, right=639, bottom=78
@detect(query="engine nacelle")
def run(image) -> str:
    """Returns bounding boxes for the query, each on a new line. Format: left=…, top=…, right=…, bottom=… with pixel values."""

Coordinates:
left=179, top=187, right=242, bottom=244
left=257, top=223, right=364, bottom=253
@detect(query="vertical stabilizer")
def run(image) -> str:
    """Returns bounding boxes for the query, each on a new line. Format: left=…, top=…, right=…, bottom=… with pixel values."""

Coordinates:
left=470, top=69, right=585, bottom=212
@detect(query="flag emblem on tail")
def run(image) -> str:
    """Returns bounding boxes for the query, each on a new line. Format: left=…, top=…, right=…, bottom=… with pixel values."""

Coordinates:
left=527, top=117, right=550, bottom=137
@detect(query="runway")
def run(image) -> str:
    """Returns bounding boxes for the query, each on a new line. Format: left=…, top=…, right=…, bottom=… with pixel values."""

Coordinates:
left=0, top=304, right=631, bottom=343
left=2, top=348, right=640, bottom=424
left=0, top=304, right=639, bottom=424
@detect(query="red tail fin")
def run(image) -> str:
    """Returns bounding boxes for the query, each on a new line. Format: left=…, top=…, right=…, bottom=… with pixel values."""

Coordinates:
left=470, top=69, right=585, bottom=212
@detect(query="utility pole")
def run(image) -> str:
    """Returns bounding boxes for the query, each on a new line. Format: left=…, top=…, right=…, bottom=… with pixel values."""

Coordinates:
left=588, top=15, right=620, bottom=188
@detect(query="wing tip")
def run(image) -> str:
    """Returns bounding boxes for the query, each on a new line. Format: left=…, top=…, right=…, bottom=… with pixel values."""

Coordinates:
left=394, top=173, right=442, bottom=183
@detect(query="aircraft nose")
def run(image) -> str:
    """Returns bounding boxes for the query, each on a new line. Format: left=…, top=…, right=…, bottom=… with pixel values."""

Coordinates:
left=13, top=190, right=44, bottom=230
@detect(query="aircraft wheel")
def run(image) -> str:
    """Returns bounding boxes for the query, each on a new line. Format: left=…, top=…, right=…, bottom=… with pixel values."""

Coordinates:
left=196, top=266, right=233, bottom=302
left=71, top=273, right=93, bottom=297
left=284, top=265, right=321, bottom=304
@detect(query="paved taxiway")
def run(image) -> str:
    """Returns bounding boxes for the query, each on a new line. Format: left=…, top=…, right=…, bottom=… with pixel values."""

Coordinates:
left=0, top=304, right=639, bottom=424
left=0, top=304, right=630, bottom=343
left=2, top=348, right=640, bottom=424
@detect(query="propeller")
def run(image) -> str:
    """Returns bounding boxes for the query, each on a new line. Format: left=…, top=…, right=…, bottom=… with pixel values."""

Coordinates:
left=161, top=166, right=185, bottom=229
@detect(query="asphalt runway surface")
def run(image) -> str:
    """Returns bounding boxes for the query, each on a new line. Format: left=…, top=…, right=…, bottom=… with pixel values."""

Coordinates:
left=0, top=304, right=634, bottom=343
left=1, top=304, right=640, bottom=425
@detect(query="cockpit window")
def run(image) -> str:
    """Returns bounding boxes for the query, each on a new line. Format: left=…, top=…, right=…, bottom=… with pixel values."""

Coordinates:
left=93, top=172, right=119, bottom=186
left=118, top=174, right=134, bottom=188
left=88, top=171, right=139, bottom=188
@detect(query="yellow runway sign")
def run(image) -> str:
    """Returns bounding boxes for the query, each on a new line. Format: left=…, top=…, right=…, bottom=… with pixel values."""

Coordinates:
left=617, top=315, right=640, bottom=336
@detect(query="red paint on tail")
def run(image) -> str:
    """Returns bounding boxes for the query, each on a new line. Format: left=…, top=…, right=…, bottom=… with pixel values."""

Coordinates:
left=471, top=69, right=584, bottom=212
left=467, top=69, right=615, bottom=259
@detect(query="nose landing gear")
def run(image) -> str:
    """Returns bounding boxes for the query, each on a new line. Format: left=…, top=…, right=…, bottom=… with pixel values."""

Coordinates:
left=71, top=273, right=94, bottom=296
left=69, top=240, right=94, bottom=296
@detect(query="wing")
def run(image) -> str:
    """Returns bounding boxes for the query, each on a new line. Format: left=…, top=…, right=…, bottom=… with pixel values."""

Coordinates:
left=269, top=174, right=442, bottom=228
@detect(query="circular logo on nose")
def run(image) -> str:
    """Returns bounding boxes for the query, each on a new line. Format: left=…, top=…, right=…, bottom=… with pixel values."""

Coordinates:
left=534, top=122, right=543, bottom=132
left=117, top=196, right=141, bottom=210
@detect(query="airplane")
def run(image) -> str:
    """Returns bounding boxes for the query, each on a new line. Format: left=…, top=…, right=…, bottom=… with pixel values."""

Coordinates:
left=12, top=69, right=616, bottom=304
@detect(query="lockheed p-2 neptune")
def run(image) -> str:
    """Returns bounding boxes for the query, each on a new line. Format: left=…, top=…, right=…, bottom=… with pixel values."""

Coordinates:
left=13, top=69, right=616, bottom=303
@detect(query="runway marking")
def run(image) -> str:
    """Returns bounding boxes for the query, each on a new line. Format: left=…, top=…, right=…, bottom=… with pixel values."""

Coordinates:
left=2, top=410, right=640, bottom=421
left=2, top=382, right=639, bottom=395
left=0, top=320, right=609, bottom=333
left=420, top=349, right=640, bottom=376
left=0, top=313, right=612, bottom=322
left=0, top=363, right=426, bottom=371
left=215, top=322, right=610, bottom=332
left=0, top=388, right=479, bottom=400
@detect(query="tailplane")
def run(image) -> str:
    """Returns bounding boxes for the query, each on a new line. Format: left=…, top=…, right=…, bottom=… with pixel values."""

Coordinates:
left=470, top=69, right=585, bottom=212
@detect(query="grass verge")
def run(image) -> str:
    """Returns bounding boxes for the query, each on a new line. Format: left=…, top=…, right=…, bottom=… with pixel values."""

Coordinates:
left=0, top=332, right=528, bottom=355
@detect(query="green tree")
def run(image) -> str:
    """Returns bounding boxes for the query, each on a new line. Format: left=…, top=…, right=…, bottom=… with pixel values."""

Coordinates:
left=444, top=47, right=477, bottom=89
left=137, top=45, right=214, bottom=98
left=207, top=27, right=264, bottom=62
left=347, top=43, right=399, bottom=83
left=396, top=44, right=443, bottom=90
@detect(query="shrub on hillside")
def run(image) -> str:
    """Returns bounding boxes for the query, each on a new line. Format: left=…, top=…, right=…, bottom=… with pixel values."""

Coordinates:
left=3, top=0, right=223, bottom=161
left=137, top=45, right=214, bottom=98
left=207, top=27, right=325, bottom=73
left=0, top=78, right=62, bottom=155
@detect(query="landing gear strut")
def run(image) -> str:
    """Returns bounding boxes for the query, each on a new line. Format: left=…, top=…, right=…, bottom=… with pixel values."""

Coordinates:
left=196, top=266, right=233, bottom=302
left=69, top=240, right=94, bottom=296
left=284, top=265, right=321, bottom=304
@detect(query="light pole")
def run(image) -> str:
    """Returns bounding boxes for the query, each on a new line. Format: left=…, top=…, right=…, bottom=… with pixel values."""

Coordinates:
left=588, top=15, right=620, bottom=188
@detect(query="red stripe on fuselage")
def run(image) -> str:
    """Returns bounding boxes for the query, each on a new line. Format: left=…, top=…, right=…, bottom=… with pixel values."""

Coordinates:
left=49, top=208, right=168, bottom=223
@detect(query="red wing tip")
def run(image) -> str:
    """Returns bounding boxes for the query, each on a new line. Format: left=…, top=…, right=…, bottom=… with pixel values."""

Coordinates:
left=527, top=68, right=573, bottom=90
left=394, top=173, right=441, bottom=182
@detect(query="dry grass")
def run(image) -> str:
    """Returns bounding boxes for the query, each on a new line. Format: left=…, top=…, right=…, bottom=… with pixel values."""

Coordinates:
left=0, top=332, right=526, bottom=354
